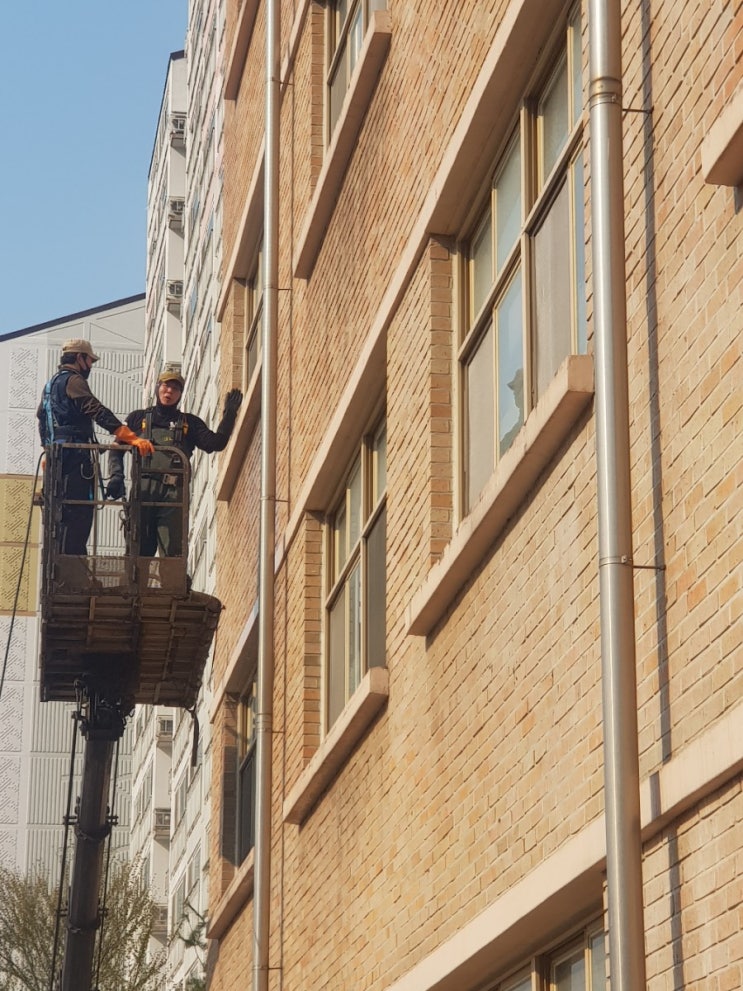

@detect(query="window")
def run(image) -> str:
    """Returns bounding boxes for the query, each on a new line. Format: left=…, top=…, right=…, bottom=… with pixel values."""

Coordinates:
left=187, top=846, right=201, bottom=905
left=548, top=927, right=605, bottom=991
left=327, top=0, right=386, bottom=140
left=243, top=241, right=263, bottom=391
left=171, top=876, right=186, bottom=937
left=491, top=922, right=605, bottom=991
left=325, top=418, right=386, bottom=730
left=460, top=7, right=585, bottom=511
left=237, top=677, right=257, bottom=863
left=174, top=770, right=188, bottom=830
left=140, top=857, right=150, bottom=891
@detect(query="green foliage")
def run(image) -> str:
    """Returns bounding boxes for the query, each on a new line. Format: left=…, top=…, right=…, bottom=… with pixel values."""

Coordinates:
left=175, top=901, right=208, bottom=991
left=0, top=861, right=165, bottom=991
left=0, top=868, right=53, bottom=991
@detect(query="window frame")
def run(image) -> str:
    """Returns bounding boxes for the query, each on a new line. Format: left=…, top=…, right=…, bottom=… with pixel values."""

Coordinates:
left=325, top=0, right=385, bottom=144
left=323, top=415, right=387, bottom=735
left=457, top=5, right=585, bottom=514
left=171, top=874, right=186, bottom=939
left=243, top=240, right=263, bottom=392
left=487, top=918, right=606, bottom=991
left=236, top=675, right=257, bottom=864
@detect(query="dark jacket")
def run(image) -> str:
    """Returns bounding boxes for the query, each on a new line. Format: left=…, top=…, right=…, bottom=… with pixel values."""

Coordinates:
left=37, top=365, right=122, bottom=445
left=108, top=401, right=237, bottom=483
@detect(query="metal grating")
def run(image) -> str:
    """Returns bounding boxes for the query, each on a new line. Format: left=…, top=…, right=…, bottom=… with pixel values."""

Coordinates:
left=40, top=587, right=220, bottom=709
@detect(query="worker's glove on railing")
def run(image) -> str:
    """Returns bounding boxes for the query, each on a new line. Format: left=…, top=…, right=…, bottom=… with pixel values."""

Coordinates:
left=114, top=424, right=155, bottom=456
left=104, top=476, right=126, bottom=500
left=223, top=388, right=243, bottom=416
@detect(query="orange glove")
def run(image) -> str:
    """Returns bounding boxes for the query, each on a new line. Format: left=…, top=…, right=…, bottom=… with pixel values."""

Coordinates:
left=114, top=424, right=155, bottom=456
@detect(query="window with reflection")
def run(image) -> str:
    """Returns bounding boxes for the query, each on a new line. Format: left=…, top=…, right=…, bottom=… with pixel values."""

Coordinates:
left=460, top=6, right=585, bottom=511
left=325, top=417, right=386, bottom=731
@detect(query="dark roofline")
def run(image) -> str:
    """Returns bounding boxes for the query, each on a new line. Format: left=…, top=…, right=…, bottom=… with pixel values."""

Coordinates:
left=1, top=292, right=146, bottom=343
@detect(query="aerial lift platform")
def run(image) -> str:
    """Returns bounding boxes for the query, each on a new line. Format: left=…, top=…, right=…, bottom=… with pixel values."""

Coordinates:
left=39, top=442, right=221, bottom=991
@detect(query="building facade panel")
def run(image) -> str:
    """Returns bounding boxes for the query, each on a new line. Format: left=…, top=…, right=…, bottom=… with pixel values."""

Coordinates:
left=209, top=0, right=742, bottom=988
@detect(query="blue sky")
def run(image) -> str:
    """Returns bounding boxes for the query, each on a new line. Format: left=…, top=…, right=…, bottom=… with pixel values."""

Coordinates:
left=0, top=1, right=187, bottom=336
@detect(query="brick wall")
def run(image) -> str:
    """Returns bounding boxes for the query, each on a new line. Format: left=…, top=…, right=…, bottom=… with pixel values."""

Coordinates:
left=208, top=0, right=743, bottom=987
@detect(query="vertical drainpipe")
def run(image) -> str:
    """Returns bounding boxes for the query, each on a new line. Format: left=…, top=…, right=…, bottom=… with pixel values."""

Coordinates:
left=588, top=0, right=648, bottom=988
left=253, top=0, right=280, bottom=987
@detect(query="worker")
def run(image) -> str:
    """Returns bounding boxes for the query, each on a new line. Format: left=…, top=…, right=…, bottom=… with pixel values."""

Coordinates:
left=106, top=368, right=243, bottom=556
left=37, top=339, right=155, bottom=555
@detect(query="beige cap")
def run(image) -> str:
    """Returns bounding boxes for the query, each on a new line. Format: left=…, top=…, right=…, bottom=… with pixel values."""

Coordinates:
left=61, top=339, right=99, bottom=362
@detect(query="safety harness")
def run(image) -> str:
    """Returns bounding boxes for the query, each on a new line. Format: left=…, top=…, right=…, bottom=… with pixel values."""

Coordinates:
left=42, top=369, right=95, bottom=445
left=140, top=410, right=189, bottom=487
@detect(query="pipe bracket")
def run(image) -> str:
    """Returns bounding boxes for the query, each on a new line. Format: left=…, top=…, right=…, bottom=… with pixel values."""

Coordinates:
left=599, top=554, right=633, bottom=567
left=589, top=76, right=622, bottom=107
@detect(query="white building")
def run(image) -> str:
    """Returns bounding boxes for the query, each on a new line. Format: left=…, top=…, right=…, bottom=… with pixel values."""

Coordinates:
left=131, top=50, right=189, bottom=958
left=145, top=51, right=188, bottom=396
left=138, top=9, right=226, bottom=984
left=0, top=296, right=145, bottom=882
left=168, top=4, right=226, bottom=988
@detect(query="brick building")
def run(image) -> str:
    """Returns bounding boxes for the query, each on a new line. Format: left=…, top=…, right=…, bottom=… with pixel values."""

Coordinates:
left=205, top=0, right=742, bottom=988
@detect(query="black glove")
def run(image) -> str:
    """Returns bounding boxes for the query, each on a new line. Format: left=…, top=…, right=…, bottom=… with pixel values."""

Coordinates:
left=105, top=476, right=126, bottom=500
left=224, top=388, right=243, bottom=416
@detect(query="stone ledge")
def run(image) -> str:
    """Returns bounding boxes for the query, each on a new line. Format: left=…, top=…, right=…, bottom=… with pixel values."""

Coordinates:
left=407, top=354, right=595, bottom=637
left=224, top=0, right=260, bottom=101
left=701, top=81, right=743, bottom=187
left=294, top=10, right=392, bottom=279
left=283, top=665, right=389, bottom=825
left=384, top=701, right=743, bottom=991
left=216, top=360, right=261, bottom=502
left=207, top=851, right=255, bottom=940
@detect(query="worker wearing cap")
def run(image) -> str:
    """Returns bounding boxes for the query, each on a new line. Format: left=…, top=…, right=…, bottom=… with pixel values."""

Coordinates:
left=37, top=339, right=155, bottom=555
left=106, top=368, right=242, bottom=556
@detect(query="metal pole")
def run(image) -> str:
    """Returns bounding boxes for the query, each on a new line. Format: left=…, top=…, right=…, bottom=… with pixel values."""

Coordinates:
left=589, top=0, right=647, bottom=987
left=253, top=0, right=280, bottom=985
left=59, top=736, right=114, bottom=991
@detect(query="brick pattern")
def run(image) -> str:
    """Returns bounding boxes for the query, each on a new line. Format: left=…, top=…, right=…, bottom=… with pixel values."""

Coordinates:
left=302, top=513, right=323, bottom=762
left=309, top=3, right=325, bottom=183
left=209, top=0, right=743, bottom=987
left=620, top=0, right=743, bottom=776
left=428, top=237, right=455, bottom=563
left=209, top=696, right=238, bottom=901
left=215, top=430, right=261, bottom=677
left=644, top=781, right=743, bottom=990
left=222, top=3, right=267, bottom=278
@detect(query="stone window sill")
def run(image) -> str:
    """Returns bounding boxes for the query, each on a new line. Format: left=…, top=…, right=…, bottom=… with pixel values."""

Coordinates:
left=406, top=354, right=595, bottom=637
left=283, top=665, right=389, bottom=825
left=224, top=0, right=260, bottom=101
left=701, top=81, right=743, bottom=187
left=207, top=851, right=254, bottom=940
left=294, top=9, right=392, bottom=279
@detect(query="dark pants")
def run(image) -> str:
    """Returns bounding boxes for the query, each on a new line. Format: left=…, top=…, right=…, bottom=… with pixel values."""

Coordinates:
left=59, top=449, right=95, bottom=555
left=139, top=479, right=183, bottom=557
